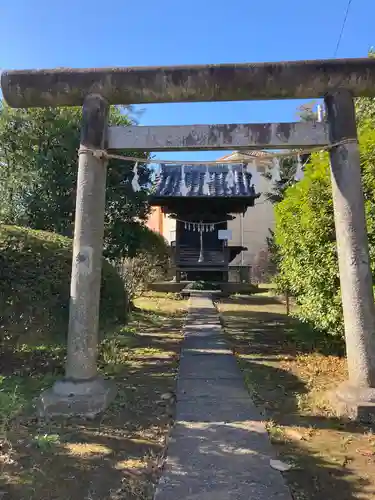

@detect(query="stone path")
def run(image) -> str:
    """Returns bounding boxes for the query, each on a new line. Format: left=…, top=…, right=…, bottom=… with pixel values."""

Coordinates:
left=154, top=294, right=292, bottom=500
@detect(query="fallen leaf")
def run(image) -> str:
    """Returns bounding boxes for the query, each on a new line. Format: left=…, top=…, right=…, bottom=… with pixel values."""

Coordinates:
left=270, top=459, right=292, bottom=472
left=285, top=429, right=305, bottom=441
left=356, top=448, right=375, bottom=457
left=161, top=392, right=174, bottom=401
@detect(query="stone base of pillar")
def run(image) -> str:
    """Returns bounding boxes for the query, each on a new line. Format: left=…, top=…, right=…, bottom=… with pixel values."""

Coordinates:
left=37, top=376, right=116, bottom=418
left=331, top=381, right=375, bottom=423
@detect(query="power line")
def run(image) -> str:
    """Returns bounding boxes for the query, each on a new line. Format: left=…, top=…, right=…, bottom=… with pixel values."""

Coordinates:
left=334, top=0, right=354, bottom=57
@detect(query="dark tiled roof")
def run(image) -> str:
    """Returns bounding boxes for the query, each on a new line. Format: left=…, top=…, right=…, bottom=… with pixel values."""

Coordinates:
left=153, top=163, right=258, bottom=198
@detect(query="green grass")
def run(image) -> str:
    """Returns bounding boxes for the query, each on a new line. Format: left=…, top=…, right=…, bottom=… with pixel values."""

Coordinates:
left=0, top=293, right=187, bottom=500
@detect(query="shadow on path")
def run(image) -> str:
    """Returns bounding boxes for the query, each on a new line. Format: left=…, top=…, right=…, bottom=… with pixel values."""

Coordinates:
left=1, top=304, right=185, bottom=500
left=218, top=294, right=375, bottom=500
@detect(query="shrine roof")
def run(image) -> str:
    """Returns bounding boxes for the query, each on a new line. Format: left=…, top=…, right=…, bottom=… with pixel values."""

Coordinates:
left=151, top=163, right=259, bottom=199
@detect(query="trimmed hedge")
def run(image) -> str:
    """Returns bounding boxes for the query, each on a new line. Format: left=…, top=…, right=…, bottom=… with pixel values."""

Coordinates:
left=0, top=225, right=127, bottom=344
left=274, top=125, right=375, bottom=337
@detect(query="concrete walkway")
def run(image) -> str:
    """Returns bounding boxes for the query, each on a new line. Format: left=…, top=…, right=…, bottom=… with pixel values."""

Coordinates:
left=154, top=294, right=292, bottom=500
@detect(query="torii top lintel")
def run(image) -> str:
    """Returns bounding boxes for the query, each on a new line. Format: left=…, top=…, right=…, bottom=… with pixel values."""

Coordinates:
left=2, top=57, right=375, bottom=108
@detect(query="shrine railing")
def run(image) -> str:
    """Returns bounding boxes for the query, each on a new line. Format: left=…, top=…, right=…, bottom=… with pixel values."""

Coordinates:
left=176, top=246, right=226, bottom=266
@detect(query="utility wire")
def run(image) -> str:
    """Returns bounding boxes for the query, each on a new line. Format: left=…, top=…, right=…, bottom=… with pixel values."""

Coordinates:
left=333, top=0, right=354, bottom=57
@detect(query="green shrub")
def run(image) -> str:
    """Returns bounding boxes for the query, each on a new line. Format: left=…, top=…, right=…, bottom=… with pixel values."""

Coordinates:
left=184, top=281, right=221, bottom=291
left=275, top=125, right=375, bottom=337
left=0, top=225, right=127, bottom=344
left=116, top=227, right=170, bottom=303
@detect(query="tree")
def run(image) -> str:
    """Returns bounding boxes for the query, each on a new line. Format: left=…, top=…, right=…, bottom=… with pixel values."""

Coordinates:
left=263, top=153, right=309, bottom=285
left=355, top=49, right=375, bottom=126
left=116, top=227, right=170, bottom=304
left=296, top=100, right=319, bottom=122
left=0, top=102, right=152, bottom=259
left=270, top=49, right=375, bottom=336
left=274, top=123, right=375, bottom=337
left=274, top=152, right=341, bottom=334
left=263, top=156, right=312, bottom=204
left=264, top=98, right=319, bottom=204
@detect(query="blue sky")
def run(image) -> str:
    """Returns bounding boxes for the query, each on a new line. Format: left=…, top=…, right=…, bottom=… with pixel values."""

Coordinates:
left=1, top=0, right=374, bottom=160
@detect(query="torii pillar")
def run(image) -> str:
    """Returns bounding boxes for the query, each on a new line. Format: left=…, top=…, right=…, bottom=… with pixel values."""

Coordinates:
left=40, top=94, right=116, bottom=416
left=325, top=90, right=375, bottom=420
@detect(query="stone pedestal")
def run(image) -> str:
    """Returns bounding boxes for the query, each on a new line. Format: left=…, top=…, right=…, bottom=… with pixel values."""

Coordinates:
left=38, top=377, right=116, bottom=418
left=332, top=383, right=375, bottom=423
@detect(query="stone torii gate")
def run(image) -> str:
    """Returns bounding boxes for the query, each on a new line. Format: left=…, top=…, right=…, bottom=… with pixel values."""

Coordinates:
left=2, top=58, right=375, bottom=420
